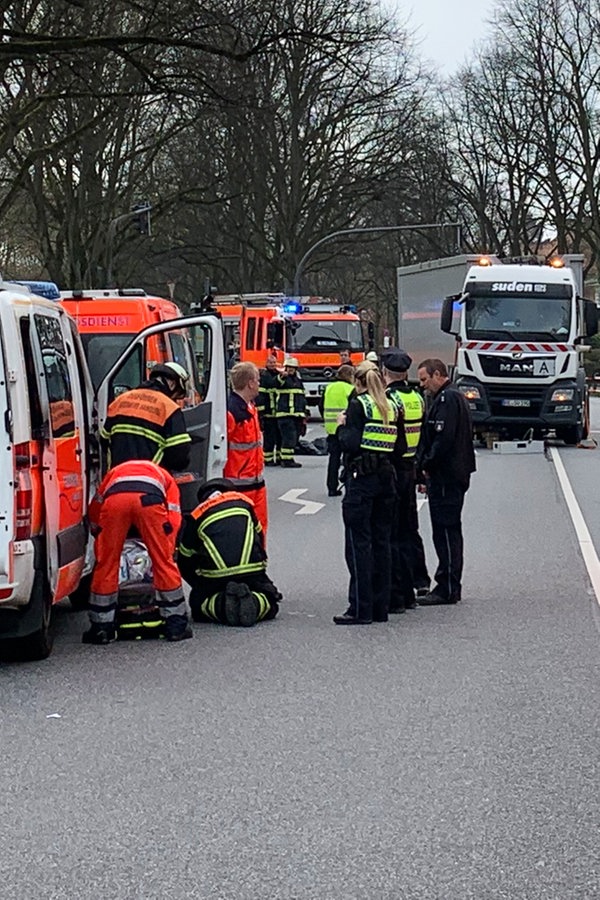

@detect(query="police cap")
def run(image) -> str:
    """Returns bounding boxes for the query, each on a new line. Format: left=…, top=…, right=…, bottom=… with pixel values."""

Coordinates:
left=380, top=348, right=413, bottom=373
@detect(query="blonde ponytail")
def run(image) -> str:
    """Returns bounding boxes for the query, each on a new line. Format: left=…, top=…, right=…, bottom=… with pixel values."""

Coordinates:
left=365, top=369, right=391, bottom=424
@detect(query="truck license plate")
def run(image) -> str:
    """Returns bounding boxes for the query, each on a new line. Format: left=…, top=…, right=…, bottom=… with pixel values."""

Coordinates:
left=501, top=399, right=531, bottom=407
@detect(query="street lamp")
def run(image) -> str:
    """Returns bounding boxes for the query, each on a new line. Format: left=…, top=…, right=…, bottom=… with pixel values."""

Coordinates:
left=292, top=222, right=462, bottom=296
left=105, top=201, right=153, bottom=287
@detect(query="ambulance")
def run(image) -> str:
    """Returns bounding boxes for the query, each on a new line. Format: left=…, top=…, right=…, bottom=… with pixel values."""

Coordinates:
left=0, top=283, right=227, bottom=660
left=59, top=288, right=182, bottom=388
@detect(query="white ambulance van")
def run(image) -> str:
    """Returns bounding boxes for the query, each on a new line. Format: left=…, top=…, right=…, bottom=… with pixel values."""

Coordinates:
left=0, top=282, right=227, bottom=661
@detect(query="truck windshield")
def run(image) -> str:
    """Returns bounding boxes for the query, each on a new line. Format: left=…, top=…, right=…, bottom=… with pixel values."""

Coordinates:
left=286, top=319, right=364, bottom=352
left=465, top=295, right=572, bottom=341
left=80, top=333, right=138, bottom=388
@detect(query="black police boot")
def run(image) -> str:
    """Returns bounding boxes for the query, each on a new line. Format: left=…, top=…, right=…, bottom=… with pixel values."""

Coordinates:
left=82, top=624, right=115, bottom=645
left=164, top=614, right=193, bottom=641
left=333, top=613, right=372, bottom=625
left=282, top=460, right=302, bottom=468
left=224, top=582, right=259, bottom=627
left=419, top=591, right=457, bottom=606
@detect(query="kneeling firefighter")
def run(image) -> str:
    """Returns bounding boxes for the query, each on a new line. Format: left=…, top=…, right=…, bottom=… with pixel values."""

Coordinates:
left=83, top=460, right=192, bottom=645
left=178, top=479, right=281, bottom=627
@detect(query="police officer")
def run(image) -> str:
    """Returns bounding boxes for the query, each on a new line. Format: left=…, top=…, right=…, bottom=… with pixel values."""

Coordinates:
left=322, top=364, right=355, bottom=496
left=101, top=362, right=192, bottom=472
left=381, top=348, right=430, bottom=611
left=83, top=460, right=192, bottom=644
left=257, top=354, right=281, bottom=466
left=178, top=479, right=281, bottom=627
left=225, top=361, right=268, bottom=538
left=333, top=360, right=402, bottom=625
left=415, top=358, right=476, bottom=605
left=275, top=357, right=307, bottom=468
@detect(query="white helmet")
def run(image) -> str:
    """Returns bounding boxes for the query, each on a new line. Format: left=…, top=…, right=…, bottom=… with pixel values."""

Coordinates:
left=149, top=362, right=190, bottom=398
left=283, top=357, right=300, bottom=368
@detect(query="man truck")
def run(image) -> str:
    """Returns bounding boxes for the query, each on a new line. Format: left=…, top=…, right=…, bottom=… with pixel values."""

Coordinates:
left=397, top=254, right=598, bottom=444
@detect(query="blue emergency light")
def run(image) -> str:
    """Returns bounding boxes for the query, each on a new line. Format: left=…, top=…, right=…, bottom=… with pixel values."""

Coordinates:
left=282, top=301, right=304, bottom=314
left=14, top=280, right=61, bottom=301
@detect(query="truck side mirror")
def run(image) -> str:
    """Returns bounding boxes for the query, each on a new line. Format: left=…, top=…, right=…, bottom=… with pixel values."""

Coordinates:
left=441, top=294, right=459, bottom=335
left=584, top=299, right=598, bottom=337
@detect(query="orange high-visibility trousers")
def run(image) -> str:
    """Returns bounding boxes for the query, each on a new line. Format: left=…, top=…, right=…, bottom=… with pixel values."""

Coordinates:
left=89, top=491, right=184, bottom=625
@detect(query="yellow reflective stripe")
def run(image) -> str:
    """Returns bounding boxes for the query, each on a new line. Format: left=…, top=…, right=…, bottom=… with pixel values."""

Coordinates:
left=119, top=620, right=163, bottom=629
left=178, top=544, right=194, bottom=558
left=254, top=592, right=270, bottom=620
left=200, top=562, right=266, bottom=578
left=164, top=432, right=192, bottom=447
left=108, top=423, right=163, bottom=445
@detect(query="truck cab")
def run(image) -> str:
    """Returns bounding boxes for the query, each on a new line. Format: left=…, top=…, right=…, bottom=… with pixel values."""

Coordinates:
left=441, top=257, right=598, bottom=443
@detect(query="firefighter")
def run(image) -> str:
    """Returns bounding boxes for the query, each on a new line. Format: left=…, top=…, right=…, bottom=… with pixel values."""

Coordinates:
left=333, top=360, right=403, bottom=625
left=101, top=362, right=191, bottom=472
left=225, top=361, right=268, bottom=537
left=178, top=479, right=281, bottom=627
left=275, top=357, right=307, bottom=468
left=257, top=354, right=281, bottom=466
left=381, top=348, right=430, bottom=612
left=322, top=364, right=355, bottom=496
left=415, top=358, right=476, bottom=605
left=82, top=460, right=192, bottom=644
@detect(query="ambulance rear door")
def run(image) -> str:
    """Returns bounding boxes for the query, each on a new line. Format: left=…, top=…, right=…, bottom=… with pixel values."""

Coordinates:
left=0, top=316, right=12, bottom=584
left=95, top=313, right=227, bottom=514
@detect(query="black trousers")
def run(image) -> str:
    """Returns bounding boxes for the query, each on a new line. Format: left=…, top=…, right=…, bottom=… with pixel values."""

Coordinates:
left=326, top=434, right=342, bottom=493
left=189, top=572, right=280, bottom=623
left=390, top=467, right=417, bottom=608
left=263, top=417, right=280, bottom=463
left=278, top=417, right=300, bottom=462
left=427, top=479, right=466, bottom=602
left=407, top=473, right=430, bottom=590
left=342, top=468, right=396, bottom=621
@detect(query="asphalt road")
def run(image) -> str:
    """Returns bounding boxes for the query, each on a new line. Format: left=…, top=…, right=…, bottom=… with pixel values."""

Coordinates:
left=2, top=409, right=600, bottom=899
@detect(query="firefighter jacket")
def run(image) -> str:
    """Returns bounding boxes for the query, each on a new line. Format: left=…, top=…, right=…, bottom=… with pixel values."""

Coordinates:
left=415, top=380, right=476, bottom=488
left=275, top=372, right=306, bottom=417
left=89, top=459, right=182, bottom=530
left=101, top=381, right=191, bottom=472
left=178, top=491, right=267, bottom=583
left=338, top=393, right=405, bottom=473
left=257, top=369, right=279, bottom=419
left=224, top=392, right=265, bottom=493
left=386, top=380, right=424, bottom=464
left=323, top=379, right=354, bottom=435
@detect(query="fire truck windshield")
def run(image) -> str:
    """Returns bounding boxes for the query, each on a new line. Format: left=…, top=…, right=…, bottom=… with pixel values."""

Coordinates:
left=286, top=319, right=364, bottom=352
left=465, top=294, right=572, bottom=342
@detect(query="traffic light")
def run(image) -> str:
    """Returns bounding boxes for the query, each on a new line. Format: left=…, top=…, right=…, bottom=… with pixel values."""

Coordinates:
left=131, top=201, right=152, bottom=236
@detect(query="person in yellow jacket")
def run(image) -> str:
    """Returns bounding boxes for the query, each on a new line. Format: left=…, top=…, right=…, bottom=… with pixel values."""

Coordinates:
left=322, top=364, right=355, bottom=496
left=381, top=347, right=430, bottom=612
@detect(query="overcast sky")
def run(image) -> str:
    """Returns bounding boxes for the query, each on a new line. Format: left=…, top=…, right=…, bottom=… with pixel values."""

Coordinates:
left=388, top=0, right=496, bottom=73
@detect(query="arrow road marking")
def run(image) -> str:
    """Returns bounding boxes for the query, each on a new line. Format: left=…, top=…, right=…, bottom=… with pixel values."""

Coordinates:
left=279, top=488, right=325, bottom=515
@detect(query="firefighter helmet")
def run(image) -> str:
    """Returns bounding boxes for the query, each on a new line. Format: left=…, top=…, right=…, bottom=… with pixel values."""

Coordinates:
left=149, top=362, right=190, bottom=398
left=196, top=478, right=237, bottom=503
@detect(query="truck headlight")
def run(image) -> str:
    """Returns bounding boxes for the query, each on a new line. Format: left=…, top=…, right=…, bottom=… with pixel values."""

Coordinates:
left=459, top=385, right=481, bottom=400
left=551, top=389, right=574, bottom=402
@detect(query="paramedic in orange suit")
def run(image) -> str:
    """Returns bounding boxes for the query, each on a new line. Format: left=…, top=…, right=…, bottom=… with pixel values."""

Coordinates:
left=82, top=459, right=192, bottom=645
left=224, top=361, right=268, bottom=539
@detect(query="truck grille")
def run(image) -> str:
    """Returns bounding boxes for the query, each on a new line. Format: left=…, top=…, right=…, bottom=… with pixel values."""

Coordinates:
left=486, top=385, right=545, bottom=417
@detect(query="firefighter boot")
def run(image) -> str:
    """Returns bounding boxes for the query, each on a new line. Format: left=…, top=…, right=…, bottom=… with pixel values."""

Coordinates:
left=164, top=614, right=193, bottom=641
left=224, top=582, right=259, bottom=627
left=82, top=623, right=116, bottom=645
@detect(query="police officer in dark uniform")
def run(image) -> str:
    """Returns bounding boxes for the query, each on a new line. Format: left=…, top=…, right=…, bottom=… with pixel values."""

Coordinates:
left=381, top=348, right=430, bottom=612
left=333, top=360, right=403, bottom=625
left=415, top=358, right=476, bottom=605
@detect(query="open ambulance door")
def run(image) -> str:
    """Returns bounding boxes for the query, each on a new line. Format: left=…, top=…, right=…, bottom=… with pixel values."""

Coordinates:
left=95, top=313, right=228, bottom=514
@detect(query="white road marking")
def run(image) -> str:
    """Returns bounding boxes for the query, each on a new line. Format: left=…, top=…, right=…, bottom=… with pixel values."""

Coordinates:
left=279, top=488, right=325, bottom=515
left=549, top=446, right=600, bottom=605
